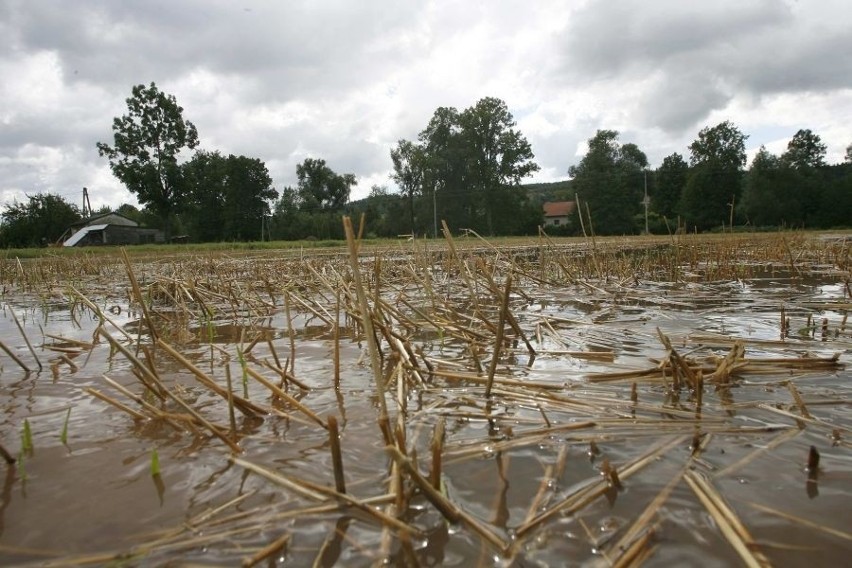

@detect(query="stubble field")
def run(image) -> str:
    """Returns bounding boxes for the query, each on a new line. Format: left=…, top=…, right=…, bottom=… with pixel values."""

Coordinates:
left=0, top=229, right=849, bottom=566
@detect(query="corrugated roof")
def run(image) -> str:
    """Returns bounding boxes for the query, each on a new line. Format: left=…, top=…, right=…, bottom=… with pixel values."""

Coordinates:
left=543, top=201, right=575, bottom=217
left=70, top=212, right=138, bottom=230
left=63, top=224, right=108, bottom=247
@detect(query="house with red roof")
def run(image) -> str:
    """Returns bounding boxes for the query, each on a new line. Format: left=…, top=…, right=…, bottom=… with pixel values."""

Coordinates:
left=542, top=201, right=575, bottom=228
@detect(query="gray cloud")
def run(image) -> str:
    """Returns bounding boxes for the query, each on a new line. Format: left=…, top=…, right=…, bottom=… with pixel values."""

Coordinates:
left=2, top=0, right=851, bottom=212
left=6, top=1, right=425, bottom=96
left=561, top=0, right=791, bottom=77
left=635, top=71, right=733, bottom=132
left=560, top=0, right=852, bottom=133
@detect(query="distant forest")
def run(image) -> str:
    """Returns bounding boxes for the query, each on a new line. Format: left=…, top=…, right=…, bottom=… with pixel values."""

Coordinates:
left=2, top=83, right=850, bottom=247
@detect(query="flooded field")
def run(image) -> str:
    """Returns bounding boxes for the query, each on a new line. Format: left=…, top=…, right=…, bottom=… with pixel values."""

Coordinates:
left=0, top=231, right=850, bottom=566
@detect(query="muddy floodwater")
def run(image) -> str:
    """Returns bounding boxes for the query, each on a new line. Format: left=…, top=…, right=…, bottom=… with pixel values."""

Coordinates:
left=0, top=232, right=849, bottom=566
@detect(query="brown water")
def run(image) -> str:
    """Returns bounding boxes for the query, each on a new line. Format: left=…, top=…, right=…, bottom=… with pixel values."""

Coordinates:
left=0, top=238, right=850, bottom=566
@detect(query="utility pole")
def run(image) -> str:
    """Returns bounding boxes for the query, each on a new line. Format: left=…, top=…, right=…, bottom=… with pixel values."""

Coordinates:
left=644, top=171, right=649, bottom=234
left=728, top=194, right=735, bottom=233
left=82, top=187, right=92, bottom=218
left=433, top=185, right=438, bottom=239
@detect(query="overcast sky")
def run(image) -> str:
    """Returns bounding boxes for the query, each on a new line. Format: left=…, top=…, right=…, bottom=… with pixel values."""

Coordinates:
left=2, top=0, right=851, bottom=212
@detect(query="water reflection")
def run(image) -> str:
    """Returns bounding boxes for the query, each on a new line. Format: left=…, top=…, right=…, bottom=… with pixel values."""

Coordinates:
left=314, top=516, right=351, bottom=567
left=411, top=522, right=450, bottom=567
left=1, top=245, right=850, bottom=565
left=806, top=445, right=820, bottom=499
left=806, top=469, right=819, bottom=499
left=603, top=483, right=619, bottom=508
left=0, top=467, right=15, bottom=538
left=152, top=472, right=166, bottom=506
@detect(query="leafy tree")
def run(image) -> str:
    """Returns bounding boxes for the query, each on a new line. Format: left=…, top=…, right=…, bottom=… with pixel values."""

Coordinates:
left=781, top=129, right=827, bottom=170
left=569, top=130, right=647, bottom=234
left=182, top=150, right=228, bottom=241
left=114, top=203, right=163, bottom=230
left=739, top=146, right=797, bottom=226
left=295, top=158, right=356, bottom=213
left=680, top=121, right=747, bottom=231
left=0, top=193, right=81, bottom=247
left=96, top=82, right=199, bottom=238
left=182, top=151, right=277, bottom=241
left=654, top=153, right=688, bottom=219
left=116, top=203, right=143, bottom=222
left=619, top=143, right=647, bottom=171
left=776, top=129, right=828, bottom=224
left=458, top=97, right=539, bottom=234
left=270, top=160, right=351, bottom=241
left=418, top=106, right=467, bottom=235
left=411, top=99, right=538, bottom=235
left=222, top=155, right=277, bottom=241
left=349, top=185, right=411, bottom=238
left=270, top=186, right=302, bottom=240
left=390, top=139, right=425, bottom=235
left=816, top=163, right=852, bottom=227
left=687, top=121, right=747, bottom=167
left=846, top=143, right=852, bottom=163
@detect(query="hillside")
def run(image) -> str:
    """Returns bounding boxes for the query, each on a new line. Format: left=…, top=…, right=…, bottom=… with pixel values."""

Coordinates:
left=523, top=179, right=573, bottom=204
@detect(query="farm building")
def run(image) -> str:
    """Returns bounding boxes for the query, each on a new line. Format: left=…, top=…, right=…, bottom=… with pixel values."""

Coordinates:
left=542, top=201, right=576, bottom=227
left=62, top=212, right=165, bottom=247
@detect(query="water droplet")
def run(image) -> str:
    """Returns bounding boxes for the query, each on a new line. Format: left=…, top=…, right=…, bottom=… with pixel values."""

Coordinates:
left=410, top=536, right=429, bottom=550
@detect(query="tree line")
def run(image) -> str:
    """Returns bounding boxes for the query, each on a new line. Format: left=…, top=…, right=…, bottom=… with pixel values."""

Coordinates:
left=1, top=82, right=850, bottom=247
left=569, top=123, right=852, bottom=235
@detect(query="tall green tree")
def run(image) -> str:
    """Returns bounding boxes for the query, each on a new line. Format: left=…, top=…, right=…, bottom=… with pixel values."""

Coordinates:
left=295, top=158, right=356, bottom=213
left=0, top=193, right=81, bottom=247
left=779, top=129, right=827, bottom=224
left=390, top=139, right=425, bottom=235
left=222, top=155, right=277, bottom=241
left=350, top=185, right=411, bottom=238
left=569, top=130, right=647, bottom=234
left=412, top=99, right=539, bottom=235
left=418, top=106, right=467, bottom=234
left=679, top=121, right=747, bottom=231
left=270, top=186, right=302, bottom=240
left=182, top=151, right=277, bottom=241
left=739, top=146, right=798, bottom=226
left=816, top=162, right=852, bottom=227
left=96, top=82, right=199, bottom=238
left=654, top=153, right=688, bottom=219
left=458, top=97, right=539, bottom=235
left=781, top=129, right=827, bottom=169
left=182, top=150, right=228, bottom=241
